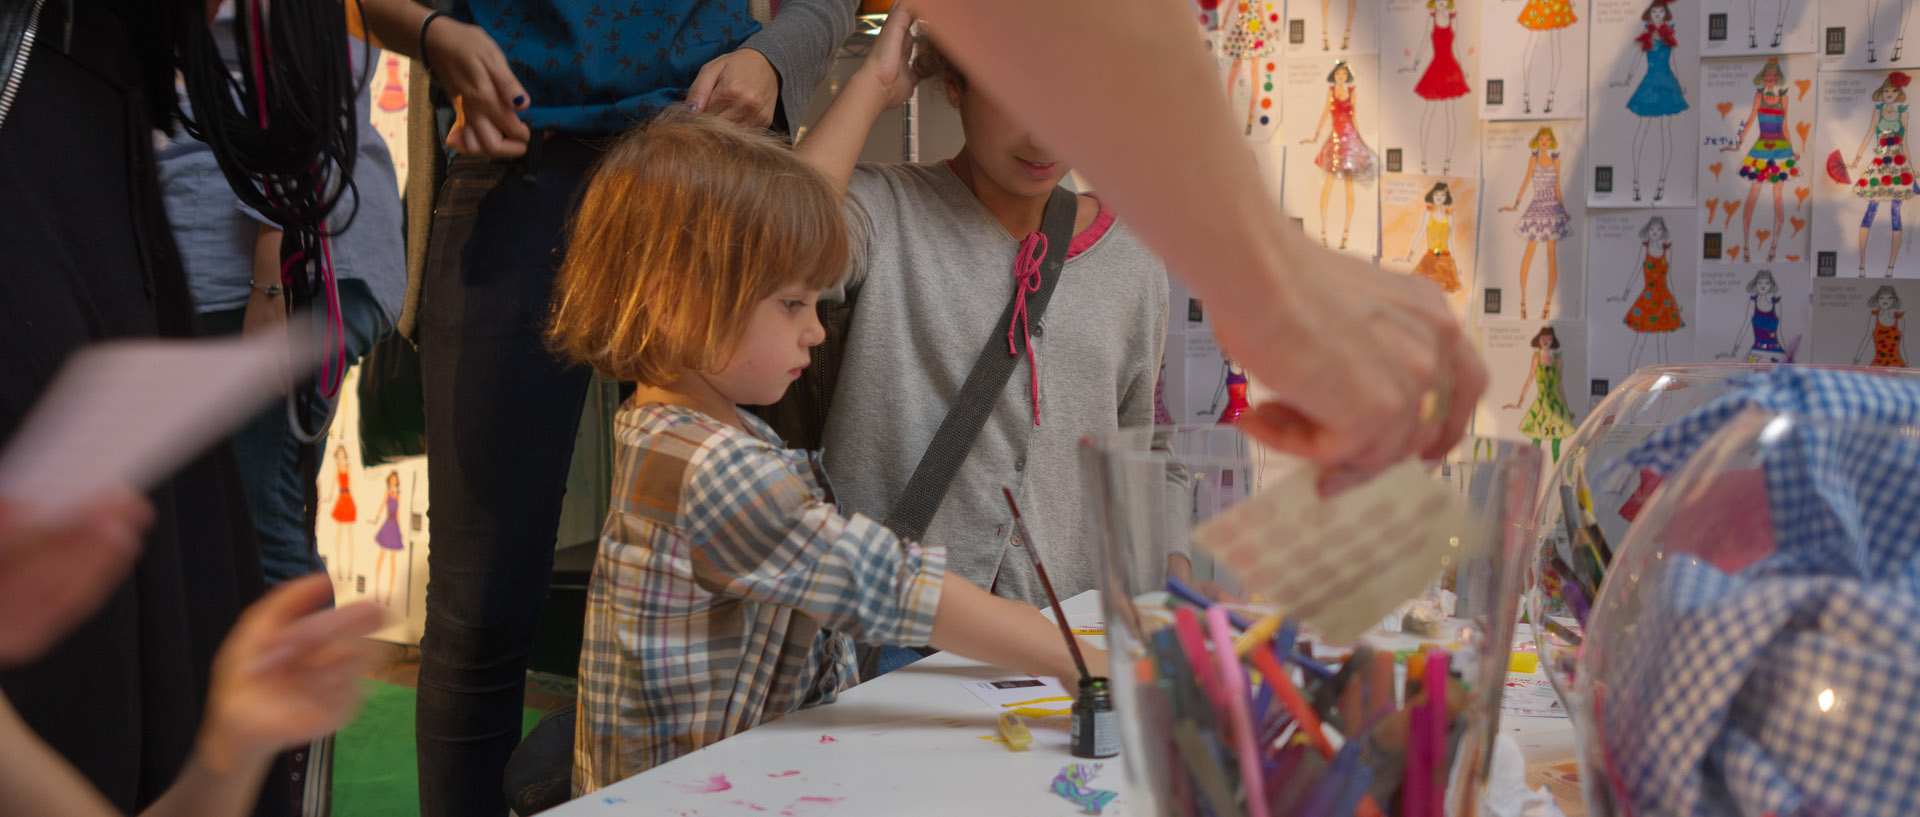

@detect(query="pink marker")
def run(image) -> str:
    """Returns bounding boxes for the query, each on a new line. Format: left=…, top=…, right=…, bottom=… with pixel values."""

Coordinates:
left=1206, top=605, right=1268, bottom=817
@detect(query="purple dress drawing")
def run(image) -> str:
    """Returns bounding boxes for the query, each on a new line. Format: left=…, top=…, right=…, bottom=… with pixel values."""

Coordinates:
left=1514, top=151, right=1572, bottom=242
left=375, top=495, right=404, bottom=551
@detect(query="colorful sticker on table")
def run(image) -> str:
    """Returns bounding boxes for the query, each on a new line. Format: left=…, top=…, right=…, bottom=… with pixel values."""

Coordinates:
left=1501, top=328, right=1577, bottom=462
left=1403, top=0, right=1471, bottom=175
left=1608, top=216, right=1689, bottom=372
left=1497, top=127, right=1571, bottom=320
left=1298, top=60, right=1378, bottom=250
left=1709, top=57, right=1810, bottom=264
left=1605, top=0, right=1691, bottom=204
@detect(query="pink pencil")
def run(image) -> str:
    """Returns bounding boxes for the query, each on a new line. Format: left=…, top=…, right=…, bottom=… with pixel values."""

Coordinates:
left=1206, top=605, right=1268, bottom=817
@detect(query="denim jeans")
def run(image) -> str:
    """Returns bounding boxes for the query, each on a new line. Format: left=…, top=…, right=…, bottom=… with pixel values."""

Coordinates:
left=414, top=135, right=601, bottom=817
left=199, top=279, right=392, bottom=585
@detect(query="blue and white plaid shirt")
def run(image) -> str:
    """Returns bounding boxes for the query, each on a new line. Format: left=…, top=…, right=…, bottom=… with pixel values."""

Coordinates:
left=1593, top=369, right=1920, bottom=817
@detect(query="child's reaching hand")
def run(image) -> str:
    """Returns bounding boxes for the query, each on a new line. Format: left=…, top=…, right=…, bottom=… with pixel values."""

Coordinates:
left=858, top=4, right=922, bottom=110
left=196, top=575, right=385, bottom=773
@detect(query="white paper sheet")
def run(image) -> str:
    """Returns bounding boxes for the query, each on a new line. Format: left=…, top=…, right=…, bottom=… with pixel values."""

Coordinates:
left=1283, top=54, right=1384, bottom=260
left=1697, top=0, right=1819, bottom=57
left=1476, top=320, right=1589, bottom=447
left=1695, top=263, right=1812, bottom=363
left=960, top=677, right=1073, bottom=710
left=1382, top=172, right=1481, bottom=320
left=1808, top=277, right=1920, bottom=365
left=1479, top=120, right=1589, bottom=321
left=1587, top=0, right=1702, bottom=207
left=0, top=333, right=306, bottom=525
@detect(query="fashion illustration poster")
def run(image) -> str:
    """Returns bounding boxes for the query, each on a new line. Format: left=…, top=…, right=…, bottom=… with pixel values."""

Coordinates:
left=1201, top=0, right=1285, bottom=143
left=1809, top=277, right=1920, bottom=364
left=1383, top=173, right=1481, bottom=318
left=1476, top=321, right=1588, bottom=461
left=317, top=366, right=432, bottom=643
left=1811, top=69, right=1920, bottom=278
left=1818, top=0, right=1918, bottom=72
left=1586, top=209, right=1701, bottom=386
left=1480, top=120, right=1588, bottom=321
left=1284, top=55, right=1383, bottom=258
left=1696, top=263, right=1811, bottom=363
left=1697, top=55, right=1817, bottom=265
left=1588, top=0, right=1701, bottom=207
left=1697, top=0, right=1818, bottom=56
left=1382, top=0, right=1483, bottom=178
left=1481, top=0, right=1589, bottom=120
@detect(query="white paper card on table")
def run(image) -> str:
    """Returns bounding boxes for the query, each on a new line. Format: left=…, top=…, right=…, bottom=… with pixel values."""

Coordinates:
left=1190, top=460, right=1478, bottom=644
left=0, top=333, right=305, bottom=525
left=960, top=677, right=1072, bottom=710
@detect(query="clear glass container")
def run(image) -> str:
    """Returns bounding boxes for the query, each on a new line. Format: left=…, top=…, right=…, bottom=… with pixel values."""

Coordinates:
left=1571, top=412, right=1920, bottom=817
left=1081, top=426, right=1541, bottom=816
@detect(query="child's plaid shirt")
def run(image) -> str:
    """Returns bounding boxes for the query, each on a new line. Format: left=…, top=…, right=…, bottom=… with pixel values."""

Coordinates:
left=572, top=403, right=947, bottom=793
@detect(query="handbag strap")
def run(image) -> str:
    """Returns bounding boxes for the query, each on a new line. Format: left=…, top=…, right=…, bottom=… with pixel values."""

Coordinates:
left=882, top=186, right=1079, bottom=542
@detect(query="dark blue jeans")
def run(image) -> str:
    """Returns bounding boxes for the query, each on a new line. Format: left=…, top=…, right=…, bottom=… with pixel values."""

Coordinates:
left=414, top=137, right=600, bottom=817
left=199, top=279, right=392, bottom=585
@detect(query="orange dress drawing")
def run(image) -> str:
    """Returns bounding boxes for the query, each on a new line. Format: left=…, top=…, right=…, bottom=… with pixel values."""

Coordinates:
left=1519, top=0, right=1576, bottom=30
left=1873, top=309, right=1906, bottom=367
left=331, top=471, right=357, bottom=522
left=1624, top=247, right=1685, bottom=333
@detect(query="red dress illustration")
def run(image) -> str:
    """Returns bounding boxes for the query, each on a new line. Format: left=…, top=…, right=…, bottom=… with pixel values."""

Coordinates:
left=330, top=471, right=357, bottom=522
left=1414, top=13, right=1469, bottom=100
left=1873, top=309, right=1907, bottom=367
left=1624, top=244, right=1686, bottom=333
left=1313, top=93, right=1374, bottom=175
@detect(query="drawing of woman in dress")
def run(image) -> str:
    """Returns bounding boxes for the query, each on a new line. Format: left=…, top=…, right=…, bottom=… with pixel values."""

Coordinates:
left=1503, top=327, right=1576, bottom=461
left=1299, top=61, right=1374, bottom=250
left=1718, top=270, right=1789, bottom=363
left=1611, top=0, right=1688, bottom=202
left=1609, top=216, right=1686, bottom=372
left=1401, top=182, right=1461, bottom=294
left=1221, top=0, right=1280, bottom=137
left=367, top=471, right=405, bottom=605
left=1405, top=0, right=1469, bottom=174
left=1518, top=0, right=1577, bottom=114
left=1723, top=58, right=1798, bottom=261
left=325, top=444, right=356, bottom=582
left=1499, top=127, right=1568, bottom=319
left=1854, top=285, right=1907, bottom=367
left=1851, top=71, right=1915, bottom=277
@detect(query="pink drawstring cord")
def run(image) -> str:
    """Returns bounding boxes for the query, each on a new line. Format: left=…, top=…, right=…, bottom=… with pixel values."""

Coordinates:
left=1007, top=232, right=1047, bottom=426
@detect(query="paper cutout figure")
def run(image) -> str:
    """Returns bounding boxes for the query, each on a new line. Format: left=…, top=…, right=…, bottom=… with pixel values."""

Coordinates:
left=1401, top=181, right=1463, bottom=293
left=1855, top=285, right=1908, bottom=366
left=1610, top=0, right=1689, bottom=203
left=1517, top=0, right=1578, bottom=114
left=326, top=444, right=357, bottom=582
left=368, top=470, right=404, bottom=605
left=1849, top=72, right=1916, bottom=277
left=1723, top=59, right=1801, bottom=262
left=1221, top=1, right=1281, bottom=137
left=1718, top=270, right=1789, bottom=363
left=1608, top=216, right=1687, bottom=371
left=1407, top=0, right=1470, bottom=175
left=1498, top=127, right=1570, bottom=319
left=377, top=54, right=406, bottom=112
left=1866, top=0, right=1910, bottom=66
left=1299, top=61, right=1377, bottom=249
left=1502, top=327, right=1576, bottom=461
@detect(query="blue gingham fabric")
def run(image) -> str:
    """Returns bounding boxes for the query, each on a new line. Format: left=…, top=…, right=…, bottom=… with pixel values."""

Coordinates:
left=1594, top=369, right=1920, bottom=817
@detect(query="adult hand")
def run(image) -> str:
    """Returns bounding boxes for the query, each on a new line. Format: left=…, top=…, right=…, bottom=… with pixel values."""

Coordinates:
left=688, top=49, right=780, bottom=129
left=851, top=4, right=919, bottom=110
left=196, top=575, right=384, bottom=772
left=0, top=489, right=152, bottom=666
left=424, top=18, right=532, bottom=158
left=1221, top=238, right=1486, bottom=496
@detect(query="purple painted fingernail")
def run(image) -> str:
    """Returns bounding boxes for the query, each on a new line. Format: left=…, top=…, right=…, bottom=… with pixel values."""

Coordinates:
left=689, top=103, right=699, bottom=112
left=513, top=94, right=527, bottom=107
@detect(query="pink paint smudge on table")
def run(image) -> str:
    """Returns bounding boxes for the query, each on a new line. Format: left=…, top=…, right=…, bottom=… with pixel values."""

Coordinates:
left=731, top=801, right=769, bottom=812
left=668, top=773, right=733, bottom=794
left=768, top=770, right=801, bottom=778
left=817, top=735, right=837, bottom=744
left=778, top=796, right=847, bottom=817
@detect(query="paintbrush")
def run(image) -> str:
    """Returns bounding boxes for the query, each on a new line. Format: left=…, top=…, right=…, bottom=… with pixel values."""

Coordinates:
left=1004, top=487, right=1091, bottom=683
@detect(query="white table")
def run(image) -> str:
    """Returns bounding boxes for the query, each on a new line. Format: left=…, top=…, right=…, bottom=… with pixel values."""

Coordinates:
left=546, top=592, right=1582, bottom=816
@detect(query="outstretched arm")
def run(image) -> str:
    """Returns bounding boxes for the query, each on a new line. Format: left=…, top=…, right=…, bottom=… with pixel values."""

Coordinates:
left=793, top=6, right=917, bottom=193
left=920, top=0, right=1487, bottom=493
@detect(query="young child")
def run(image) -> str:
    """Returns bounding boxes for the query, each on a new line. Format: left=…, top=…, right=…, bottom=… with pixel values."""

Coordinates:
left=551, top=108, right=1101, bottom=793
left=794, top=12, right=1186, bottom=630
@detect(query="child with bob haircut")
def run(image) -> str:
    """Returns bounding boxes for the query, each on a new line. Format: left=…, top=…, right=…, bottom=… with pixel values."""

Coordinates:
left=551, top=108, right=1100, bottom=793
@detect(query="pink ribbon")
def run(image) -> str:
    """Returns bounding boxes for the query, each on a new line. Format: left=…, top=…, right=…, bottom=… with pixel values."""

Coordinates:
left=1008, top=233, right=1047, bottom=426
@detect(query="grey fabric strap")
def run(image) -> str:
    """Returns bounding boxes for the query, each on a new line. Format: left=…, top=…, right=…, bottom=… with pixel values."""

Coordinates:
left=881, top=186, right=1078, bottom=542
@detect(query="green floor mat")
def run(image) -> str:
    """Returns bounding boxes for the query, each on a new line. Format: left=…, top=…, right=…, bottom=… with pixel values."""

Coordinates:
left=332, top=680, right=545, bottom=817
